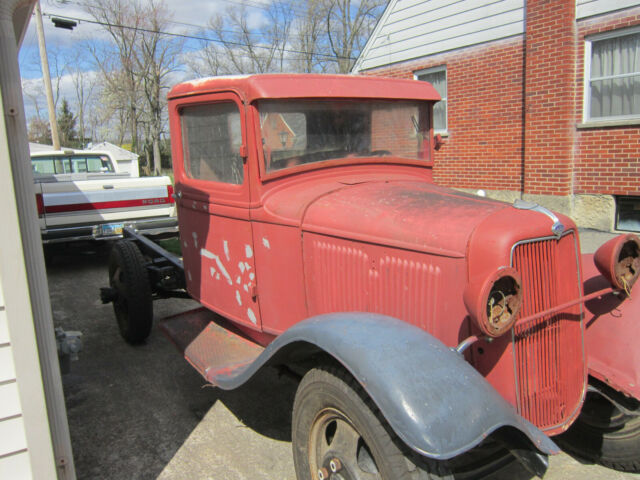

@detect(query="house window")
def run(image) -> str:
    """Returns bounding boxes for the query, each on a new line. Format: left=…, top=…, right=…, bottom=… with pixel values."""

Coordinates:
left=616, top=196, right=640, bottom=232
left=415, top=66, right=447, bottom=132
left=586, top=29, right=640, bottom=121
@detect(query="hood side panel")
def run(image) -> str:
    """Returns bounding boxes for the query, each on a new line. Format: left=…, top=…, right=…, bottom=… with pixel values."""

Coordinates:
left=303, top=232, right=468, bottom=348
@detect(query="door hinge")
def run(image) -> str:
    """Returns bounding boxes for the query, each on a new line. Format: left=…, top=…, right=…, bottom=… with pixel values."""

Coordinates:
left=251, top=284, right=258, bottom=300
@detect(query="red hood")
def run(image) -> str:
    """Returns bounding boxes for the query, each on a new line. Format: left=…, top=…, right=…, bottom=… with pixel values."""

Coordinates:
left=301, top=181, right=510, bottom=258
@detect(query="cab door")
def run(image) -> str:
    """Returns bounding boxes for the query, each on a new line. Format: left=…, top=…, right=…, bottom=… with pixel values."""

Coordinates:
left=173, top=92, right=261, bottom=330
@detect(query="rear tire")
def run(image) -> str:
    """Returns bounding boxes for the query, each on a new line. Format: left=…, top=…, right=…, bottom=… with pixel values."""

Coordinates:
left=109, top=240, right=153, bottom=344
left=559, top=391, right=640, bottom=472
left=292, top=365, right=452, bottom=480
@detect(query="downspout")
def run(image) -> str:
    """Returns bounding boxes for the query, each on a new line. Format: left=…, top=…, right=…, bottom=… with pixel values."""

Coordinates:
left=0, top=1, right=76, bottom=479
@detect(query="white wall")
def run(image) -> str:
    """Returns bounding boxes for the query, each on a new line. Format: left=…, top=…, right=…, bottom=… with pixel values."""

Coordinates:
left=354, top=0, right=640, bottom=72
left=0, top=282, right=33, bottom=479
left=353, top=0, right=525, bottom=71
left=576, top=0, right=640, bottom=19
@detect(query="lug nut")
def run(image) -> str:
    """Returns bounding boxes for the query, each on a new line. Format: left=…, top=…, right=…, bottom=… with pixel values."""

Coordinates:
left=317, top=467, right=329, bottom=480
left=330, top=458, right=342, bottom=473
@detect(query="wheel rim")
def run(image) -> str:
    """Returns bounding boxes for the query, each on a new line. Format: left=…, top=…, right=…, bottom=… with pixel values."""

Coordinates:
left=308, top=408, right=381, bottom=480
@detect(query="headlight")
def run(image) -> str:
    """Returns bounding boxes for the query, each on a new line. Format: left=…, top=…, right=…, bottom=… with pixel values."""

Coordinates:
left=594, top=234, right=640, bottom=295
left=464, top=267, right=523, bottom=337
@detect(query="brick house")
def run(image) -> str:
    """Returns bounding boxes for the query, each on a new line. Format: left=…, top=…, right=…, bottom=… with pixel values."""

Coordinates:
left=353, top=0, right=640, bottom=232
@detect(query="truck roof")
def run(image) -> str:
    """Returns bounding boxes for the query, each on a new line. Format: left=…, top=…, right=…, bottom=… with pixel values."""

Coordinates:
left=168, top=74, right=441, bottom=103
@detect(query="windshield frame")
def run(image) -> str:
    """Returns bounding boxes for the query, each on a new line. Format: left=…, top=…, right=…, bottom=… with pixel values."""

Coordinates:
left=253, top=98, right=434, bottom=181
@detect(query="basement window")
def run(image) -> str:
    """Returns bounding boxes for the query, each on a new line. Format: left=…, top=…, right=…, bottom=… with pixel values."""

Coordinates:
left=415, top=66, right=447, bottom=133
left=585, top=28, right=640, bottom=122
left=616, top=196, right=640, bottom=232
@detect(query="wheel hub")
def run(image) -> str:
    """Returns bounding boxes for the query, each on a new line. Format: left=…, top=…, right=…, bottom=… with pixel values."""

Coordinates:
left=310, top=408, right=381, bottom=480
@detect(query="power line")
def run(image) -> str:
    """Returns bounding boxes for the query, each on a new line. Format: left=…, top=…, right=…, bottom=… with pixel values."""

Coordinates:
left=69, top=0, right=317, bottom=39
left=42, top=11, right=356, bottom=60
left=58, top=0, right=315, bottom=28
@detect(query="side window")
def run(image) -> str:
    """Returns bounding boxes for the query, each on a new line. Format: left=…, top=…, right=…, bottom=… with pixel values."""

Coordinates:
left=31, top=158, right=56, bottom=175
left=86, top=155, right=115, bottom=173
left=72, top=157, right=88, bottom=172
left=586, top=30, right=640, bottom=121
left=415, top=66, right=447, bottom=133
left=181, top=102, right=244, bottom=184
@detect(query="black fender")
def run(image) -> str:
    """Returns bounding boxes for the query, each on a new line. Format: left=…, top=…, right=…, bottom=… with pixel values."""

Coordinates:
left=214, top=312, right=559, bottom=460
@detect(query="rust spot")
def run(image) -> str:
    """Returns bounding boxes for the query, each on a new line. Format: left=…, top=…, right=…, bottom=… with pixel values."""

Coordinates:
left=616, top=238, right=640, bottom=292
left=486, top=276, right=522, bottom=336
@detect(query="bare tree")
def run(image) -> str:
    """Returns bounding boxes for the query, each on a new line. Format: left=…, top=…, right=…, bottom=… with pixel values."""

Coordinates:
left=199, top=0, right=385, bottom=75
left=134, top=0, right=183, bottom=175
left=84, top=0, right=145, bottom=154
left=291, top=0, right=328, bottom=73
left=199, top=2, right=294, bottom=75
left=84, top=0, right=183, bottom=174
left=69, top=47, right=97, bottom=147
left=324, top=0, right=386, bottom=73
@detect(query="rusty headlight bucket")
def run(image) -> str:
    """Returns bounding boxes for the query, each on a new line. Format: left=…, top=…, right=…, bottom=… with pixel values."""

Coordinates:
left=594, top=234, right=640, bottom=295
left=464, top=267, right=523, bottom=338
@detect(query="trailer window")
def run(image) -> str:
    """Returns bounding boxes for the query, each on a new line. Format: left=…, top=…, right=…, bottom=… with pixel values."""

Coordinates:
left=181, top=103, right=244, bottom=184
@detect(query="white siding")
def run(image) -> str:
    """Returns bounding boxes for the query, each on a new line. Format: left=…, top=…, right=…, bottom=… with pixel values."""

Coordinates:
left=576, top=0, right=640, bottom=20
left=0, top=343, right=17, bottom=383
left=0, top=451, right=33, bottom=480
left=354, top=0, right=524, bottom=71
left=0, top=416, right=28, bottom=456
left=0, top=291, right=34, bottom=479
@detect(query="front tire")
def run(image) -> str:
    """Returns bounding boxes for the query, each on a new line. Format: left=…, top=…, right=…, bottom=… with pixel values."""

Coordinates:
left=559, top=391, right=640, bottom=472
left=292, top=366, right=451, bottom=480
left=109, top=240, right=153, bottom=344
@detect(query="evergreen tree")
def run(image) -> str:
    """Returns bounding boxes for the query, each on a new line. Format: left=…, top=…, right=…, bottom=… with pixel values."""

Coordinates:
left=58, top=98, right=78, bottom=148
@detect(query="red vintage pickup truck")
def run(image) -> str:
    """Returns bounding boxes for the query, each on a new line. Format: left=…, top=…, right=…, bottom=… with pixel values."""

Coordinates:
left=103, top=74, right=640, bottom=479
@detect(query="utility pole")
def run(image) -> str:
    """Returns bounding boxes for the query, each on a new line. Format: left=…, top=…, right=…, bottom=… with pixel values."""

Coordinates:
left=34, top=0, right=61, bottom=150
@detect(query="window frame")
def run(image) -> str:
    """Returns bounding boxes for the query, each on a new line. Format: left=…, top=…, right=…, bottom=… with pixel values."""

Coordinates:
left=253, top=98, right=435, bottom=182
left=414, top=65, right=447, bottom=134
left=583, top=26, right=640, bottom=124
left=615, top=195, right=640, bottom=232
left=179, top=98, right=247, bottom=187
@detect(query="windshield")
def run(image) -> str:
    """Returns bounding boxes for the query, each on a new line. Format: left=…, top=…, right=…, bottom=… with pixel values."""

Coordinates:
left=257, top=99, right=431, bottom=173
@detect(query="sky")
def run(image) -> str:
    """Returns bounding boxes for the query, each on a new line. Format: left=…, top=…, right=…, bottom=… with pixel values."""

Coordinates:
left=19, top=0, right=274, bottom=124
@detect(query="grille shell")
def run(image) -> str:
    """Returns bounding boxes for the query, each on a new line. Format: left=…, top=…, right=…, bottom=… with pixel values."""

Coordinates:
left=510, top=232, right=586, bottom=433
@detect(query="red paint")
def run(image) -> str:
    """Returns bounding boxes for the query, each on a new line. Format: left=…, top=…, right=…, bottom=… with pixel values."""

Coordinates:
left=582, top=254, right=640, bottom=400
left=35, top=193, right=44, bottom=217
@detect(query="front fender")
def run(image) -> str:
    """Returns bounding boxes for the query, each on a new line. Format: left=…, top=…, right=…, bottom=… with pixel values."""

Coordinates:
left=582, top=253, right=640, bottom=401
left=214, top=312, right=558, bottom=460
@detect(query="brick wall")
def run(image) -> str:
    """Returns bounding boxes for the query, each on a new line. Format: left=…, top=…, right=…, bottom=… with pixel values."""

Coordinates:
left=365, top=37, right=525, bottom=192
left=523, top=0, right=576, bottom=196
left=574, top=7, right=640, bottom=196
left=362, top=3, right=640, bottom=200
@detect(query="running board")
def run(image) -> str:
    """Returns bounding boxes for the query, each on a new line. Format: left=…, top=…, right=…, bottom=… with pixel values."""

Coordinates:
left=159, top=308, right=264, bottom=386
